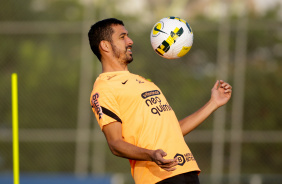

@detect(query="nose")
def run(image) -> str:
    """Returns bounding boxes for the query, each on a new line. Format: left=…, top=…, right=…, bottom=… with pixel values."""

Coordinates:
left=127, top=36, right=133, bottom=46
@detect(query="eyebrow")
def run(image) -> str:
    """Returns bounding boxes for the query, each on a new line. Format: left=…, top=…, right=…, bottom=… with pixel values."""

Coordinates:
left=119, top=32, right=128, bottom=37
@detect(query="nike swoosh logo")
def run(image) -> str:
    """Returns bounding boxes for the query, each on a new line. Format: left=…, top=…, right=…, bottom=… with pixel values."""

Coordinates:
left=122, top=80, right=128, bottom=85
left=154, top=26, right=167, bottom=34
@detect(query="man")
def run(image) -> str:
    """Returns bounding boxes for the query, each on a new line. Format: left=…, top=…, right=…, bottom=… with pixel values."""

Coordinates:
left=88, top=18, right=232, bottom=184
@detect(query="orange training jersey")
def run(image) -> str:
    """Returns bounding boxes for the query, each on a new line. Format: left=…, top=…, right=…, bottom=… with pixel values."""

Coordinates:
left=90, top=71, right=200, bottom=184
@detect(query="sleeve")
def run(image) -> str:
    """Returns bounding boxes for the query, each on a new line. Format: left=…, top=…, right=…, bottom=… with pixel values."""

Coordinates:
left=90, top=85, right=122, bottom=130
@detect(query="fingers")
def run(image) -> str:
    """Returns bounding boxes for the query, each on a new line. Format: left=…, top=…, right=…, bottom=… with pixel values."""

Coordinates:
left=219, top=80, right=232, bottom=89
left=218, top=80, right=232, bottom=93
left=158, top=156, right=177, bottom=165
left=158, top=157, right=178, bottom=171
left=154, top=150, right=173, bottom=164
left=153, top=149, right=178, bottom=171
left=213, top=80, right=220, bottom=90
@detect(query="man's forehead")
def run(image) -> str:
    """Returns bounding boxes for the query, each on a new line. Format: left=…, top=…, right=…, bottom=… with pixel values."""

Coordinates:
left=112, top=24, right=128, bottom=35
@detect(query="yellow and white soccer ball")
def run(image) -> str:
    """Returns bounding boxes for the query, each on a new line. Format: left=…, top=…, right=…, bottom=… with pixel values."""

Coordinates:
left=150, top=16, right=193, bottom=59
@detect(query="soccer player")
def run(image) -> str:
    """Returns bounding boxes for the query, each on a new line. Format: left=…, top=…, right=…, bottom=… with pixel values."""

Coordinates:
left=88, top=18, right=232, bottom=184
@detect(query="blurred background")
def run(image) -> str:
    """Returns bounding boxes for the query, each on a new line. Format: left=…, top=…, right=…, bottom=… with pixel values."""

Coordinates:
left=0, top=0, right=281, bottom=184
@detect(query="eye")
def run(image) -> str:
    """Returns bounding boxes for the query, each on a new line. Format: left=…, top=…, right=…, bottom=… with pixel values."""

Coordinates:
left=120, top=33, right=127, bottom=39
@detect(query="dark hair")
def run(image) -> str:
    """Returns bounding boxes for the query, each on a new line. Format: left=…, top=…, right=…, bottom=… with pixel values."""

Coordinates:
left=88, top=18, right=124, bottom=61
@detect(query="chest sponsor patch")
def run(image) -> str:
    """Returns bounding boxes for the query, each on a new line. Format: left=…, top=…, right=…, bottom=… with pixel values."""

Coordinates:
left=142, top=90, right=173, bottom=116
left=141, top=90, right=161, bottom=99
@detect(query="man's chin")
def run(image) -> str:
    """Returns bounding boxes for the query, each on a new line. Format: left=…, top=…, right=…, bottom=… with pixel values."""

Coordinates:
left=125, top=55, right=133, bottom=64
left=126, top=58, right=133, bottom=64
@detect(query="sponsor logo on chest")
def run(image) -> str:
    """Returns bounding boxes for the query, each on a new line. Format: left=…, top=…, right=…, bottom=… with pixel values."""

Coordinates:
left=141, top=90, right=173, bottom=116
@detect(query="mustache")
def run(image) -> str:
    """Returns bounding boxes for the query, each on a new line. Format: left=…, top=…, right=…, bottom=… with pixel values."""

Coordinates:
left=126, top=45, right=132, bottom=49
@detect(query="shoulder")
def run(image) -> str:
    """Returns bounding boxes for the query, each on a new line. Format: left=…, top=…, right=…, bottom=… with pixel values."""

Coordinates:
left=92, top=72, right=129, bottom=95
left=91, top=77, right=114, bottom=98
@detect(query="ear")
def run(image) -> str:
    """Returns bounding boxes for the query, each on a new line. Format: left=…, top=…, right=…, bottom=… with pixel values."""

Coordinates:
left=99, top=40, right=111, bottom=52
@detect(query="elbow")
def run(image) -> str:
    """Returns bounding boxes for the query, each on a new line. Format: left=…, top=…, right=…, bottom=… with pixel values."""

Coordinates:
left=180, top=123, right=191, bottom=136
left=109, top=147, right=120, bottom=157
left=179, top=124, right=186, bottom=136
left=107, top=140, right=122, bottom=157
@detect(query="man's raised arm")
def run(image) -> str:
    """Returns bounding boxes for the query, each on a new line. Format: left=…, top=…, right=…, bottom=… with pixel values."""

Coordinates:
left=179, top=80, right=232, bottom=136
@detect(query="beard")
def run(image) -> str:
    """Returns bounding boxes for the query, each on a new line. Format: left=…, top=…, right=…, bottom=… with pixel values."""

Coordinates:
left=111, top=43, right=133, bottom=64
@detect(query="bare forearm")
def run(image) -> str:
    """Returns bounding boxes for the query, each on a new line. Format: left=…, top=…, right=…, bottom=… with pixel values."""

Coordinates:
left=108, top=139, right=153, bottom=161
left=108, top=139, right=178, bottom=171
left=179, top=80, right=232, bottom=136
left=179, top=99, right=218, bottom=136
left=102, top=121, right=178, bottom=171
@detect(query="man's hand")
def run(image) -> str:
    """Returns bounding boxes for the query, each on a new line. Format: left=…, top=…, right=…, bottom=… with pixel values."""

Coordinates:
left=211, top=80, right=232, bottom=108
left=151, top=149, right=178, bottom=171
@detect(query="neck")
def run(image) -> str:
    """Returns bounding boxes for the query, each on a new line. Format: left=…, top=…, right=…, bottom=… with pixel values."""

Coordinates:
left=102, top=64, right=129, bottom=73
left=101, top=58, right=129, bottom=73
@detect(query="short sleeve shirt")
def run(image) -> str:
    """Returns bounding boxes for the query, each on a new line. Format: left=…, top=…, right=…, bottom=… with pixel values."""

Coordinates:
left=90, top=71, right=200, bottom=184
